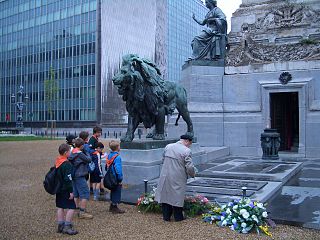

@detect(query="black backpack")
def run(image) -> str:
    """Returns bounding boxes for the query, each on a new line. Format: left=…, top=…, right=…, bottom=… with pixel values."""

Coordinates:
left=103, top=154, right=119, bottom=190
left=43, top=166, right=62, bottom=195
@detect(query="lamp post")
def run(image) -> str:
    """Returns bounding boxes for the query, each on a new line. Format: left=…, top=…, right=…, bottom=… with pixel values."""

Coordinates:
left=11, top=85, right=29, bottom=129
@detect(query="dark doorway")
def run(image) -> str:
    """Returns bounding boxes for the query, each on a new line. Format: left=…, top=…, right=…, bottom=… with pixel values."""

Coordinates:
left=270, top=92, right=299, bottom=152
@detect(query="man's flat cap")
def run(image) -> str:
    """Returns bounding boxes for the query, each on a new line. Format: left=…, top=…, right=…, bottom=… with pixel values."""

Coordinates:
left=180, top=134, right=193, bottom=141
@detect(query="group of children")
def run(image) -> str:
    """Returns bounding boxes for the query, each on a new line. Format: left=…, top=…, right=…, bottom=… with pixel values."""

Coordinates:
left=54, top=126, right=124, bottom=235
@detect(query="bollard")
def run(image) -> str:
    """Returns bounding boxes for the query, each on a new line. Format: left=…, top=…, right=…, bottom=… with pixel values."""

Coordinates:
left=144, top=179, right=148, bottom=194
left=119, top=132, right=121, bottom=137
left=242, top=187, right=247, bottom=199
left=104, top=133, right=107, bottom=138
left=115, top=133, right=118, bottom=139
left=108, top=131, right=109, bottom=136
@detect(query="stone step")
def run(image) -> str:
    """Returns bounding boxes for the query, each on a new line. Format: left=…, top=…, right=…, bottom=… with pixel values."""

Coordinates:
left=187, top=177, right=268, bottom=190
left=186, top=185, right=255, bottom=197
left=202, top=147, right=230, bottom=161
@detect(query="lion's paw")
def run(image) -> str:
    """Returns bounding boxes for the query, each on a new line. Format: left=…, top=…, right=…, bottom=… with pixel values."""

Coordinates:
left=153, top=134, right=165, bottom=140
left=120, top=135, right=134, bottom=142
left=146, top=133, right=154, bottom=138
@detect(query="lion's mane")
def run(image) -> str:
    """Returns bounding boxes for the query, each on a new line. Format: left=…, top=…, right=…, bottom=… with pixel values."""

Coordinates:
left=118, top=54, right=174, bottom=128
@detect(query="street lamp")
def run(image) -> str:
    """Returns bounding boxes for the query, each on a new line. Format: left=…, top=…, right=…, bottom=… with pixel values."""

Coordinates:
left=11, top=85, right=29, bottom=129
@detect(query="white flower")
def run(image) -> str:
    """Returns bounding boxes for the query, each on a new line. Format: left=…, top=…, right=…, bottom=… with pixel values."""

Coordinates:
left=220, top=216, right=225, bottom=221
left=241, top=222, right=247, bottom=228
left=242, top=229, right=248, bottom=234
left=252, top=215, right=259, bottom=223
left=226, top=208, right=231, bottom=214
left=221, top=204, right=227, bottom=209
left=233, top=205, right=238, bottom=210
left=149, top=199, right=154, bottom=202
left=239, top=209, right=246, bottom=215
left=262, top=211, right=268, bottom=218
left=230, top=225, right=235, bottom=231
left=242, top=211, right=250, bottom=219
left=232, top=218, right=237, bottom=224
left=221, top=220, right=227, bottom=226
left=257, top=203, right=264, bottom=208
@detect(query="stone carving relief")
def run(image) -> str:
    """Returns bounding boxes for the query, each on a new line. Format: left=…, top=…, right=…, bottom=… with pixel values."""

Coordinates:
left=226, top=36, right=320, bottom=66
left=226, top=3, right=320, bottom=66
left=244, top=3, right=320, bottom=33
left=279, top=72, right=292, bottom=85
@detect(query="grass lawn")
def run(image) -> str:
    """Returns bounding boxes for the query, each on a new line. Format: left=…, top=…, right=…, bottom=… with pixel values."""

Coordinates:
left=0, top=135, right=60, bottom=141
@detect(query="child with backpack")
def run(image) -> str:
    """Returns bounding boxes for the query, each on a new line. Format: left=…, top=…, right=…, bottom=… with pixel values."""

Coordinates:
left=106, top=140, right=125, bottom=214
left=66, top=134, right=76, bottom=151
left=55, top=143, right=78, bottom=235
left=90, top=142, right=104, bottom=201
left=68, top=138, right=93, bottom=219
left=79, top=131, right=95, bottom=156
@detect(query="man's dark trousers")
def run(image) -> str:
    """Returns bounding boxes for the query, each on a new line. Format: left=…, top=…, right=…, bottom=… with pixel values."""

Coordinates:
left=162, top=203, right=184, bottom=221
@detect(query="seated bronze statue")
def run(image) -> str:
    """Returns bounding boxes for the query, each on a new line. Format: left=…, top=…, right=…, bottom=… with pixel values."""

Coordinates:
left=189, top=0, right=228, bottom=61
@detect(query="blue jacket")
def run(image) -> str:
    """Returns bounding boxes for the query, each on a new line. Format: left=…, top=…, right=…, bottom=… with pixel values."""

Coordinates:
left=106, top=151, right=123, bottom=182
left=82, top=143, right=94, bottom=157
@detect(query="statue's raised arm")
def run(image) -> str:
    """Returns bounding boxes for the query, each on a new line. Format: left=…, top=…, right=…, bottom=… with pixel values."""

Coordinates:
left=192, top=13, right=206, bottom=26
left=188, top=0, right=228, bottom=61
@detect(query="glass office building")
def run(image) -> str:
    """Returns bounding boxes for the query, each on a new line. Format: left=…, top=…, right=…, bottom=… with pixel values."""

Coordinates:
left=0, top=0, right=97, bottom=126
left=0, top=0, right=206, bottom=127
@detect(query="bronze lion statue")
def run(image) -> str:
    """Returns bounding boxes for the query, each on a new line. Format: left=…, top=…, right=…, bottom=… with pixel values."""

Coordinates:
left=112, top=54, right=194, bottom=142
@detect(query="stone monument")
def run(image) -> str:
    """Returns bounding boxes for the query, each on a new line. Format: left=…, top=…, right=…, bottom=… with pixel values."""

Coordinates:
left=171, top=0, right=320, bottom=158
left=224, top=0, right=320, bottom=157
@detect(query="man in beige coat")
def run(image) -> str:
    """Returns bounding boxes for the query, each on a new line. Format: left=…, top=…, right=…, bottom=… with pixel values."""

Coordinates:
left=155, top=135, right=196, bottom=221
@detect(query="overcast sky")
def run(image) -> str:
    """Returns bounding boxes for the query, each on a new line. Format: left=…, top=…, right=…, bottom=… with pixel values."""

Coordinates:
left=202, top=0, right=242, bottom=32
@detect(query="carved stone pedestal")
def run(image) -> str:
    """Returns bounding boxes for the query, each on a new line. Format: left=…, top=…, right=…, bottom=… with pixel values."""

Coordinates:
left=168, top=62, right=225, bottom=147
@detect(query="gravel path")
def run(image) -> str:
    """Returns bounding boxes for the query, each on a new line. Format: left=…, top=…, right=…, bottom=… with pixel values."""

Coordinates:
left=0, top=140, right=319, bottom=240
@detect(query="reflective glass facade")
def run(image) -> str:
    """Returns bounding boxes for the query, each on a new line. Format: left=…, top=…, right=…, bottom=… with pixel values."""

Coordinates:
left=0, top=0, right=97, bottom=124
left=99, top=0, right=165, bottom=124
left=167, top=0, right=207, bottom=83
left=0, top=0, right=206, bottom=126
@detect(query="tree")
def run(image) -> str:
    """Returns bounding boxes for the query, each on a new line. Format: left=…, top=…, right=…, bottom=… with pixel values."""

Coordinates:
left=44, top=67, right=59, bottom=121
